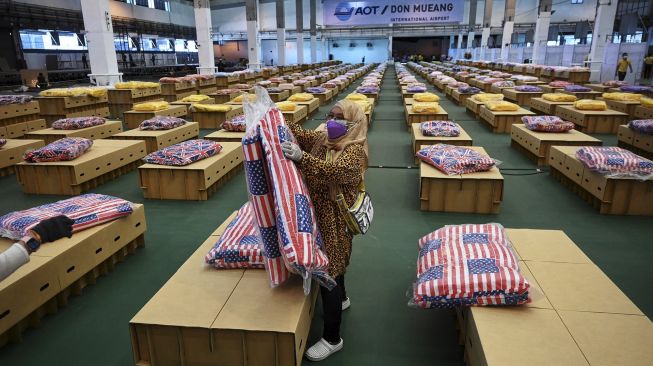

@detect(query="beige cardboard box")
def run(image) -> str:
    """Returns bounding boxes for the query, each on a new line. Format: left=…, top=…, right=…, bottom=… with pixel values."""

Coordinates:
left=170, top=98, right=215, bottom=114
left=108, top=86, right=161, bottom=104
left=558, top=90, right=602, bottom=100
left=24, top=120, right=123, bottom=144
left=192, top=105, right=244, bottom=129
left=210, top=91, right=242, bottom=104
left=15, top=139, right=146, bottom=195
left=130, top=214, right=317, bottom=366
left=524, top=261, right=644, bottom=315
left=479, top=105, right=535, bottom=133
left=281, top=105, right=308, bottom=125
left=204, top=129, right=245, bottom=143
left=110, top=122, right=199, bottom=153
left=505, top=229, right=592, bottom=264
left=529, top=97, right=575, bottom=115
left=633, top=105, right=653, bottom=119
left=555, top=105, right=628, bottom=134
left=558, top=310, right=653, bottom=366
left=123, top=105, right=187, bottom=130
left=600, top=98, right=640, bottom=117
left=419, top=146, right=503, bottom=213
left=405, top=105, right=449, bottom=128
left=502, top=89, right=543, bottom=107
left=294, top=98, right=320, bottom=116
left=138, top=141, right=242, bottom=200
left=510, top=124, right=601, bottom=166
left=3, top=118, right=47, bottom=138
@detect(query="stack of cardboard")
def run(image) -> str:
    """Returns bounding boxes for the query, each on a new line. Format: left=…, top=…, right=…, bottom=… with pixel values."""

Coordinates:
left=0, top=99, right=46, bottom=139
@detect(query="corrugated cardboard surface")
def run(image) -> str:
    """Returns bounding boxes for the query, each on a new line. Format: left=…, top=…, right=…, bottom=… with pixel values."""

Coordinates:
left=0, top=204, right=145, bottom=335
left=24, top=120, right=123, bottom=144
left=5, top=119, right=47, bottom=138
left=505, top=229, right=591, bottom=264
left=130, top=211, right=318, bottom=366
left=204, top=129, right=246, bottom=143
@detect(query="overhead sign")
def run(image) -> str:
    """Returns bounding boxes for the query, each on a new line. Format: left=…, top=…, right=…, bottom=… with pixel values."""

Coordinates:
left=323, top=1, right=464, bottom=26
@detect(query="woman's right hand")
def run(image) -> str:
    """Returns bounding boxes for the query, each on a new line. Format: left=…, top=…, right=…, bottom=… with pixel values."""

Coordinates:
left=282, top=141, right=304, bottom=162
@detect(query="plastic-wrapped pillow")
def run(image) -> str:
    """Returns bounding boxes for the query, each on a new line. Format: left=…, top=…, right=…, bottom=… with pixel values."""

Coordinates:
left=293, top=79, right=308, bottom=85
left=576, top=146, right=653, bottom=179
left=221, top=115, right=246, bottom=132
left=542, top=93, right=577, bottom=102
left=288, top=93, right=314, bottom=102
left=420, top=121, right=461, bottom=137
left=204, top=202, right=265, bottom=269
left=414, top=93, right=440, bottom=102
left=601, top=92, right=642, bottom=101
left=0, top=193, right=133, bottom=241
left=412, top=223, right=530, bottom=308
left=514, top=85, right=543, bottom=92
left=277, top=83, right=294, bottom=90
left=133, top=101, right=169, bottom=111
left=413, top=102, right=440, bottom=114
left=515, top=75, right=539, bottom=82
left=23, top=137, right=93, bottom=163
left=191, top=104, right=231, bottom=112
left=492, top=80, right=515, bottom=88
left=641, top=97, right=653, bottom=108
left=356, top=86, right=379, bottom=94
left=142, top=139, right=222, bottom=166
left=448, top=82, right=468, bottom=88
left=232, top=94, right=256, bottom=103
left=233, top=84, right=252, bottom=90
left=114, top=81, right=159, bottom=89
left=257, top=80, right=272, bottom=86
left=214, top=89, right=239, bottom=95
left=603, top=80, right=627, bottom=87
left=0, top=95, right=33, bottom=105
left=266, top=87, right=283, bottom=93
left=522, top=115, right=575, bottom=132
left=574, top=99, right=607, bottom=110
left=484, top=100, right=519, bottom=111
left=0, top=139, right=6, bottom=148
left=345, top=93, right=367, bottom=101
left=548, top=81, right=573, bottom=88
left=628, top=120, right=653, bottom=135
left=242, top=107, right=333, bottom=291
left=458, top=86, right=482, bottom=94
left=353, top=100, right=372, bottom=113
left=276, top=101, right=297, bottom=111
left=620, top=85, right=651, bottom=93
left=416, top=144, right=496, bottom=175
left=181, top=94, right=211, bottom=103
left=139, top=116, right=186, bottom=131
left=52, top=116, right=106, bottom=130
left=407, top=85, right=428, bottom=93
left=471, top=93, right=504, bottom=102
left=564, top=85, right=592, bottom=92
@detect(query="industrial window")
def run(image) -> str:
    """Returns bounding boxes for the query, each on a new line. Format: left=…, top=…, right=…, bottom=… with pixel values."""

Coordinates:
left=571, top=0, right=583, bottom=4
left=20, top=30, right=87, bottom=51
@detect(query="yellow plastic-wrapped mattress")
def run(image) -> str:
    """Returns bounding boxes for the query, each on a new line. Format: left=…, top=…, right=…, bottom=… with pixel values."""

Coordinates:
left=345, top=93, right=368, bottom=101
left=276, top=101, right=297, bottom=111
left=601, top=92, right=642, bottom=101
left=574, top=99, right=607, bottom=111
left=181, top=94, right=211, bottom=103
left=288, top=93, right=314, bottom=102
left=484, top=100, right=520, bottom=111
left=133, top=101, right=169, bottom=111
left=542, top=93, right=577, bottom=102
left=413, top=102, right=440, bottom=113
left=641, top=97, right=653, bottom=108
left=413, top=92, right=440, bottom=102
left=471, top=93, right=504, bottom=102
left=191, top=103, right=231, bottom=112
left=231, top=94, right=255, bottom=103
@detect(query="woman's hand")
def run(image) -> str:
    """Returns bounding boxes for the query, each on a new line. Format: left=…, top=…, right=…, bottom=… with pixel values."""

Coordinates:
left=282, top=141, right=304, bottom=162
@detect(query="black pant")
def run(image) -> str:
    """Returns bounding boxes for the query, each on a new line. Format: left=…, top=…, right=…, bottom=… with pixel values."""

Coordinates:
left=617, top=71, right=627, bottom=81
left=321, top=275, right=346, bottom=343
left=644, top=64, right=652, bottom=79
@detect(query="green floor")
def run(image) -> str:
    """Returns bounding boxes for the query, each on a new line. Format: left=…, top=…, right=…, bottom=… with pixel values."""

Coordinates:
left=0, top=66, right=651, bottom=365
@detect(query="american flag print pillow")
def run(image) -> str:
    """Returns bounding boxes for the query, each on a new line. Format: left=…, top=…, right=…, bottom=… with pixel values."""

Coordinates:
left=205, top=202, right=264, bottom=269
left=514, top=85, right=542, bottom=92
left=628, top=120, right=653, bottom=135
left=221, top=115, right=247, bottom=132
left=0, top=193, right=133, bottom=240
left=416, top=144, right=496, bottom=175
left=420, top=121, right=461, bottom=137
left=51, top=116, right=106, bottom=130
left=139, top=116, right=186, bottom=131
left=0, top=139, right=6, bottom=148
left=142, top=139, right=222, bottom=166
left=576, top=146, right=653, bottom=179
left=413, top=223, right=530, bottom=308
left=522, top=115, right=575, bottom=132
left=243, top=107, right=333, bottom=291
left=23, top=137, right=93, bottom=163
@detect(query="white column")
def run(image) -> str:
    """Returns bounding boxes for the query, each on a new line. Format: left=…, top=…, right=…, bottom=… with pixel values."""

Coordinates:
left=296, top=0, right=304, bottom=65
left=532, top=11, right=551, bottom=65
left=468, top=32, right=475, bottom=50
left=589, top=1, right=618, bottom=81
left=501, top=21, right=514, bottom=61
left=80, top=0, right=120, bottom=86
left=245, top=0, right=261, bottom=69
left=480, top=28, right=491, bottom=60
left=277, top=29, right=286, bottom=66
left=388, top=35, right=393, bottom=60
left=310, top=35, right=317, bottom=63
left=194, top=0, right=215, bottom=74
left=297, top=34, right=304, bottom=64
left=457, top=32, right=464, bottom=59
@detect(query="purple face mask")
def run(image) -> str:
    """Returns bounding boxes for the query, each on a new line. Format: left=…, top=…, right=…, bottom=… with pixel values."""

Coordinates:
left=326, top=119, right=348, bottom=139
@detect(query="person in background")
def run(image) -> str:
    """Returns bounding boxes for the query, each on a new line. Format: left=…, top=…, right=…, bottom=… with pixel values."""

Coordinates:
left=282, top=100, right=368, bottom=362
left=81, top=53, right=88, bottom=69
left=0, top=216, right=74, bottom=281
left=121, top=53, right=127, bottom=68
left=616, top=53, right=633, bottom=81
left=432, top=55, right=437, bottom=62
left=151, top=54, right=156, bottom=66
left=643, top=53, right=653, bottom=81
left=361, top=56, right=365, bottom=64
left=36, top=73, right=48, bottom=89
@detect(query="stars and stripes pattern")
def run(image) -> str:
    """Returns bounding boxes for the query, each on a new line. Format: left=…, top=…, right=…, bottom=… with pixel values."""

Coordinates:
left=0, top=193, right=133, bottom=240
left=221, top=115, right=247, bottom=132
left=51, top=116, right=106, bottom=130
left=23, top=137, right=93, bottom=163
left=420, top=121, right=461, bottom=137
left=416, top=144, right=496, bottom=175
left=139, top=116, right=186, bottom=131
left=205, top=202, right=264, bottom=269
left=413, top=223, right=530, bottom=309
left=576, top=146, right=653, bottom=179
left=628, top=119, right=653, bottom=135
left=522, top=116, right=575, bottom=133
left=142, top=139, right=222, bottom=166
left=242, top=107, right=334, bottom=290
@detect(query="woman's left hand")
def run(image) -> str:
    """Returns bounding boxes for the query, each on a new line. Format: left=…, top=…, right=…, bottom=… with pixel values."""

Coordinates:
left=282, top=141, right=304, bottom=162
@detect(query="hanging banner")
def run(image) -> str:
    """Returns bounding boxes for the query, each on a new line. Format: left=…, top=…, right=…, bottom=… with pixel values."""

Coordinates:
left=323, top=0, right=464, bottom=26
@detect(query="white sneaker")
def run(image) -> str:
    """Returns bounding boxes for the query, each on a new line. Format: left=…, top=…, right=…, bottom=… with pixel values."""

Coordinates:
left=342, top=297, right=351, bottom=311
left=305, top=338, right=343, bottom=361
